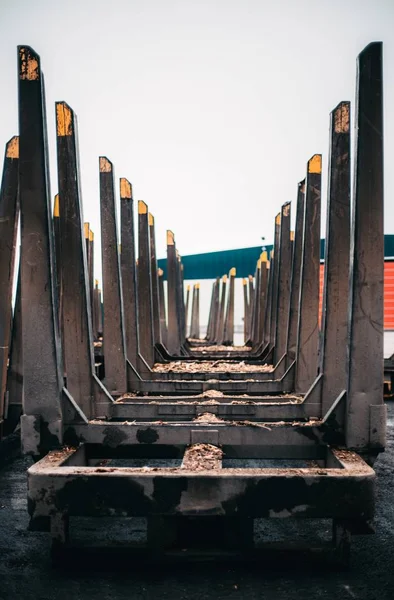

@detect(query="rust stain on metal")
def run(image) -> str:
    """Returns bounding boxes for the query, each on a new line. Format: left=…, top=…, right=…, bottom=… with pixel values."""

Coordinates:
left=120, top=178, right=132, bottom=198
left=99, top=157, right=112, bottom=172
left=6, top=136, right=19, bottom=158
left=56, top=103, right=73, bottom=136
left=53, top=194, right=60, bottom=217
left=308, top=154, right=322, bottom=174
left=334, top=102, right=350, bottom=133
left=19, top=47, right=39, bottom=80
left=138, top=200, right=148, bottom=214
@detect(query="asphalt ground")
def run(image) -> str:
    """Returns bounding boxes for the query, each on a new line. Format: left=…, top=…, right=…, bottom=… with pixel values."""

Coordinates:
left=0, top=404, right=394, bottom=600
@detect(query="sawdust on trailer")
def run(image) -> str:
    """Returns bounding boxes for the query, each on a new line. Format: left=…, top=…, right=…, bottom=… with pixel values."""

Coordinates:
left=152, top=360, right=274, bottom=373
left=193, top=412, right=225, bottom=423
left=182, top=443, right=223, bottom=470
left=192, top=344, right=251, bottom=353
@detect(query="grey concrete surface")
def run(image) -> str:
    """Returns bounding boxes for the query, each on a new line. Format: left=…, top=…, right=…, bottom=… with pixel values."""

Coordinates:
left=1, top=405, right=394, bottom=600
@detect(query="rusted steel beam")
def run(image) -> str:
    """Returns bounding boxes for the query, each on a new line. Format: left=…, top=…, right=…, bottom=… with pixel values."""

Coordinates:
left=88, top=229, right=94, bottom=323
left=185, top=284, right=191, bottom=338
left=167, top=231, right=182, bottom=355
left=148, top=213, right=161, bottom=346
left=286, top=181, right=305, bottom=367
left=112, top=398, right=306, bottom=421
left=4, top=273, right=23, bottom=435
left=18, top=46, right=63, bottom=454
left=190, top=285, right=196, bottom=338
left=99, top=156, right=127, bottom=393
left=53, top=194, right=62, bottom=321
left=263, top=257, right=273, bottom=346
left=243, top=278, right=249, bottom=342
left=216, top=275, right=227, bottom=345
left=268, top=214, right=281, bottom=351
left=223, top=268, right=236, bottom=345
left=137, top=201, right=155, bottom=366
left=83, top=223, right=94, bottom=330
left=0, top=136, right=19, bottom=425
left=173, top=252, right=187, bottom=351
left=274, top=202, right=291, bottom=365
left=209, top=277, right=220, bottom=343
left=195, top=284, right=200, bottom=339
left=190, top=284, right=200, bottom=339
left=28, top=447, right=374, bottom=532
left=249, top=263, right=259, bottom=347
left=247, top=275, right=254, bottom=342
left=179, top=259, right=187, bottom=345
left=295, top=156, right=322, bottom=393
left=346, top=42, right=385, bottom=450
left=56, top=102, right=96, bottom=417
left=158, top=268, right=168, bottom=346
left=92, top=279, right=100, bottom=340
left=120, top=178, right=139, bottom=368
left=320, top=102, right=350, bottom=415
left=258, top=255, right=268, bottom=347
left=64, top=419, right=325, bottom=451
left=206, top=282, right=215, bottom=341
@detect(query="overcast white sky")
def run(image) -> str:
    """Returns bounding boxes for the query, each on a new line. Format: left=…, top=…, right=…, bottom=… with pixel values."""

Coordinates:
left=1, top=0, right=393, bottom=327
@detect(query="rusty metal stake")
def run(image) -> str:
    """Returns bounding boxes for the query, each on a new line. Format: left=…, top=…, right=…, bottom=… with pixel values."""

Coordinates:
left=320, top=102, right=350, bottom=415
left=286, top=181, right=305, bottom=368
left=0, top=136, right=19, bottom=427
left=18, top=46, right=63, bottom=454
left=99, top=156, right=127, bottom=393
left=346, top=42, right=385, bottom=451
left=295, top=155, right=322, bottom=393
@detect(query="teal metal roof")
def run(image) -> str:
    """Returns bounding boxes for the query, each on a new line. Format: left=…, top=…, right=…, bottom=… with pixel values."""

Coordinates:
left=158, top=234, right=394, bottom=280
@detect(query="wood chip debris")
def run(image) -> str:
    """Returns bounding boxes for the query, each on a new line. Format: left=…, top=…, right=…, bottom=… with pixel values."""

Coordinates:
left=192, top=345, right=251, bottom=353
left=197, top=389, right=224, bottom=398
left=182, top=444, right=223, bottom=470
left=193, top=412, right=225, bottom=423
left=153, top=360, right=274, bottom=373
